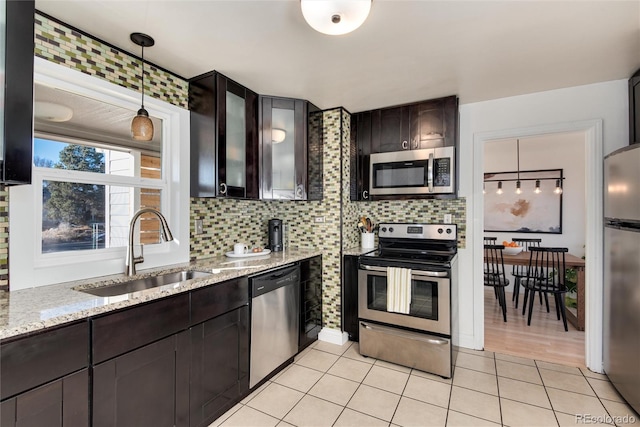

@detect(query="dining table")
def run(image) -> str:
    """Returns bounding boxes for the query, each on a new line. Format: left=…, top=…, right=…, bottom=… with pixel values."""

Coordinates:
left=498, top=250, right=586, bottom=330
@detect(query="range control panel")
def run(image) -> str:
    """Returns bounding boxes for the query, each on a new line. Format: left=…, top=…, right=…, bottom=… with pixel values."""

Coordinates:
left=378, top=223, right=457, bottom=241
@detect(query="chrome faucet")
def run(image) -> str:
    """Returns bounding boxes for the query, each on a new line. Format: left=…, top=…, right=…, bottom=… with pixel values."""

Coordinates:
left=126, top=207, right=174, bottom=276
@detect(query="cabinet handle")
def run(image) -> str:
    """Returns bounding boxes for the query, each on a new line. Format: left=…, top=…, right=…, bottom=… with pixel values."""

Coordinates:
left=219, top=183, right=227, bottom=195
left=413, top=139, right=419, bottom=149
left=362, top=190, right=369, bottom=200
left=296, top=185, right=304, bottom=199
left=402, top=140, right=408, bottom=150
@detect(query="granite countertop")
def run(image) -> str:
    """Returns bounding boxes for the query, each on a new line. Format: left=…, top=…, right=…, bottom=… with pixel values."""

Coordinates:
left=0, top=248, right=321, bottom=341
left=342, top=246, right=377, bottom=256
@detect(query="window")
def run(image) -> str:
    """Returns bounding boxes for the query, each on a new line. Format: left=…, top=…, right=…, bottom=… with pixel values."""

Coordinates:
left=9, top=58, right=190, bottom=290
left=34, top=137, right=163, bottom=254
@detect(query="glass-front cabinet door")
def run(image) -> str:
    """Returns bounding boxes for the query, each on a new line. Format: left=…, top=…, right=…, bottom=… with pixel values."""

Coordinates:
left=260, top=96, right=322, bottom=201
left=217, top=74, right=258, bottom=199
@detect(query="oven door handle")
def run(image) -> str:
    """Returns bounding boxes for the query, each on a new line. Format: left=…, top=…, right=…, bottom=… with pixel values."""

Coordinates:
left=360, top=265, right=448, bottom=278
left=361, top=322, right=449, bottom=345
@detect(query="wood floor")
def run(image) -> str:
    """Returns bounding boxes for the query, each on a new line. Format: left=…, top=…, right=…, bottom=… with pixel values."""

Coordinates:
left=484, top=288, right=586, bottom=368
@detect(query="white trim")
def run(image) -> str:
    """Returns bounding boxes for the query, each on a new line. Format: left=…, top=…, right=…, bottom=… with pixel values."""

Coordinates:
left=9, top=58, right=190, bottom=290
left=318, top=327, right=349, bottom=345
left=473, top=119, right=603, bottom=372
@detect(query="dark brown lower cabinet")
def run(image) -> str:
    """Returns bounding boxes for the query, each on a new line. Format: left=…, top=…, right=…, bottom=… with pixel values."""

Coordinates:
left=0, top=369, right=88, bottom=427
left=190, top=305, right=250, bottom=427
left=342, top=255, right=359, bottom=341
left=92, top=331, right=190, bottom=427
left=299, top=255, right=322, bottom=351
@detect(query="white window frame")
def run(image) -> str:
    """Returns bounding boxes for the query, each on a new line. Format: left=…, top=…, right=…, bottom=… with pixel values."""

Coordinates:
left=9, top=58, right=190, bottom=290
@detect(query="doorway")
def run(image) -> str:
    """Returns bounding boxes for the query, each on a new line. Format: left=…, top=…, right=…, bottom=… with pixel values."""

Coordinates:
left=482, top=133, right=586, bottom=367
left=472, top=119, right=604, bottom=372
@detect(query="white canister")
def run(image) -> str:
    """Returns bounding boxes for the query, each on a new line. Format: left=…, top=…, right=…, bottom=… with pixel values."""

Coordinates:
left=361, top=232, right=375, bottom=249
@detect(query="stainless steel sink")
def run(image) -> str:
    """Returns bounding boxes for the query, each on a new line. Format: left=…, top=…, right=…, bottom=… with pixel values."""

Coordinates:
left=76, top=270, right=213, bottom=297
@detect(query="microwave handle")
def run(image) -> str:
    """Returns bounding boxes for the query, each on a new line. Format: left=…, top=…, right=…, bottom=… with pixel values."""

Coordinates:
left=427, top=152, right=434, bottom=193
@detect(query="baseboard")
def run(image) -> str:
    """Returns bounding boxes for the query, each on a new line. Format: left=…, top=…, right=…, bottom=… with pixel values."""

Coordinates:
left=318, top=327, right=349, bottom=345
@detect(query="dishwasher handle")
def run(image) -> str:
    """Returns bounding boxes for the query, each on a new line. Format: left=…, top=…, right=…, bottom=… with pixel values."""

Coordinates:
left=251, top=264, right=300, bottom=297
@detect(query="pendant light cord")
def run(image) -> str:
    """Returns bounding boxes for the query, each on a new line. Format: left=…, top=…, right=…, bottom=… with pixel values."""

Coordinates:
left=516, top=139, right=520, bottom=181
left=140, top=45, right=145, bottom=109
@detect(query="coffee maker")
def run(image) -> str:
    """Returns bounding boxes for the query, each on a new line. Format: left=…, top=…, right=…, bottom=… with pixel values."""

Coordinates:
left=268, top=219, right=284, bottom=252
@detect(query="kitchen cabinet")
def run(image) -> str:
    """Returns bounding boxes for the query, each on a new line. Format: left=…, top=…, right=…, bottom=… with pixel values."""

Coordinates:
left=93, top=332, right=190, bottom=427
left=260, top=96, right=323, bottom=200
left=350, top=111, right=372, bottom=201
left=0, top=0, right=35, bottom=185
left=91, top=294, right=190, bottom=426
left=189, top=71, right=259, bottom=199
left=630, top=68, right=640, bottom=145
left=371, top=96, right=458, bottom=153
left=342, top=255, right=359, bottom=341
left=0, top=321, right=89, bottom=427
left=190, top=278, right=250, bottom=427
left=299, top=255, right=322, bottom=350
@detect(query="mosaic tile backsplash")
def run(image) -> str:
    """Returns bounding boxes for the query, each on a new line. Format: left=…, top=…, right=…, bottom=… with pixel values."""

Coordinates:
left=5, top=12, right=469, bottom=332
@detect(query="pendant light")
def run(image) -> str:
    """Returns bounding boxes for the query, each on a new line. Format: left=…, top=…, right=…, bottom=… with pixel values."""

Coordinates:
left=534, top=179, right=541, bottom=194
left=496, top=181, right=503, bottom=195
left=301, top=0, right=372, bottom=35
left=554, top=179, right=563, bottom=194
left=130, top=32, right=155, bottom=141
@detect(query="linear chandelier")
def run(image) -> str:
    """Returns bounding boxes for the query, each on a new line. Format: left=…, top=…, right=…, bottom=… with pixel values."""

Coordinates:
left=484, top=139, right=564, bottom=195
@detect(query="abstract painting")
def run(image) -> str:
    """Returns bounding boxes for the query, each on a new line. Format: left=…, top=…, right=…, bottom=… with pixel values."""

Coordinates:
left=484, top=169, right=563, bottom=234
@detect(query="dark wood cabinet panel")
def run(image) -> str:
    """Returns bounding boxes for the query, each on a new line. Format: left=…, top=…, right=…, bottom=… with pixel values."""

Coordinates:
left=299, top=255, right=322, bottom=350
left=342, top=255, right=359, bottom=341
left=93, top=331, right=190, bottom=427
left=350, top=112, right=372, bottom=201
left=189, top=71, right=259, bottom=199
left=630, top=68, right=640, bottom=145
left=260, top=96, right=323, bottom=201
left=0, top=369, right=89, bottom=427
left=0, top=321, right=89, bottom=400
left=190, top=305, right=249, bottom=427
left=372, top=106, right=411, bottom=153
left=92, top=293, right=189, bottom=364
left=0, top=0, right=34, bottom=185
left=191, top=276, right=249, bottom=326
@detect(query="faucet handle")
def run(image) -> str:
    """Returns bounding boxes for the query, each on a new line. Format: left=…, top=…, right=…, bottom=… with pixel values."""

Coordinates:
left=134, top=244, right=144, bottom=265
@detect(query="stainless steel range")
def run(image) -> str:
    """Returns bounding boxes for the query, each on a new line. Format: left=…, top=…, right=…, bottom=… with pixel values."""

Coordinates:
left=358, top=223, right=457, bottom=378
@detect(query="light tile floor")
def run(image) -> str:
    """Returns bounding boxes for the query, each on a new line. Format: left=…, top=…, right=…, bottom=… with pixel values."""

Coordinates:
left=210, top=341, right=639, bottom=427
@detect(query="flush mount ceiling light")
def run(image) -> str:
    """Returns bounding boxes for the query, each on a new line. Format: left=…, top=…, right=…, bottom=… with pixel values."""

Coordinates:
left=300, top=0, right=372, bottom=35
left=130, top=32, right=154, bottom=141
left=272, top=128, right=286, bottom=143
left=34, top=101, right=73, bottom=122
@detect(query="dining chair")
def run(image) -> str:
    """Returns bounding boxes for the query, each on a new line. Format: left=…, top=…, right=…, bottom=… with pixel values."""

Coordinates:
left=511, top=237, right=542, bottom=309
left=521, top=247, right=570, bottom=331
left=484, top=244, right=509, bottom=322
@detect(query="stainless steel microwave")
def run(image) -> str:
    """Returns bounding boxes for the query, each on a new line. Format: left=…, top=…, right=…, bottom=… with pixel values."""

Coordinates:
left=369, top=147, right=455, bottom=195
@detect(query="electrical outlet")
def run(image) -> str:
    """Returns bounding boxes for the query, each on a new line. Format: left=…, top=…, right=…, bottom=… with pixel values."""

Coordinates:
left=194, top=219, right=203, bottom=235
left=314, top=216, right=325, bottom=223
left=444, top=214, right=452, bottom=224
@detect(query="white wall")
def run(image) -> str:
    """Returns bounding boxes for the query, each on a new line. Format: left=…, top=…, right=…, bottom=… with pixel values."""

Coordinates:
left=454, top=79, right=629, bottom=355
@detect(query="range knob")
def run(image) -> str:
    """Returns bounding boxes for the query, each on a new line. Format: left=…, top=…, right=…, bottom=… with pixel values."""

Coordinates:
left=389, top=227, right=394, bottom=233
left=381, top=227, right=387, bottom=233
left=437, top=228, right=444, bottom=234
left=446, top=228, right=452, bottom=234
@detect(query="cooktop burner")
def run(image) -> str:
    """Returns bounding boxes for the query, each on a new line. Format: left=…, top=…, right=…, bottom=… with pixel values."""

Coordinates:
left=359, top=223, right=458, bottom=270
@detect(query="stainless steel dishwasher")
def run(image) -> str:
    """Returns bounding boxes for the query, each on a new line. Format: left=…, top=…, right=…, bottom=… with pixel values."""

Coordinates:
left=249, top=263, right=300, bottom=388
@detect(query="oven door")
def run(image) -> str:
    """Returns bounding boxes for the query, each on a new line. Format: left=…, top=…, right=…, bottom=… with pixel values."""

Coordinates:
left=358, top=265, right=451, bottom=336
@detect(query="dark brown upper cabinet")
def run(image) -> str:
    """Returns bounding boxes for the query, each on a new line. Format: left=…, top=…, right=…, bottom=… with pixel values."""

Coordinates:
left=350, top=111, right=372, bottom=201
left=260, top=96, right=323, bottom=201
left=370, top=95, right=458, bottom=153
left=0, top=0, right=35, bottom=185
left=630, top=68, right=640, bottom=145
left=189, top=71, right=259, bottom=199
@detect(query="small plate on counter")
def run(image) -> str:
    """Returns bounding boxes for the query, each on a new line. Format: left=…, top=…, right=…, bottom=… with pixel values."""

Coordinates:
left=225, top=249, right=271, bottom=258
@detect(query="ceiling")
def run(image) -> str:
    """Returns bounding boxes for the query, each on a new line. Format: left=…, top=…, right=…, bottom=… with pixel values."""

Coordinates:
left=35, top=1, right=640, bottom=113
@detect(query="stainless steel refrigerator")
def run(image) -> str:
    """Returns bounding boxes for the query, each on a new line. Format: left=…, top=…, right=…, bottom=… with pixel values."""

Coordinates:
left=604, top=144, right=640, bottom=415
